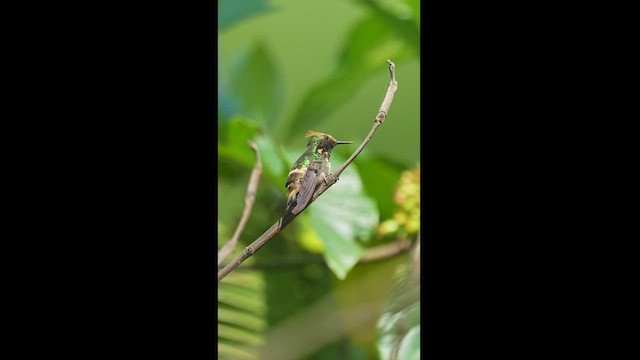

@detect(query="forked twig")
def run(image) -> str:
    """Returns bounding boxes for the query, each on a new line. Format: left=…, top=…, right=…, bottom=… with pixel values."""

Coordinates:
left=217, top=141, right=262, bottom=266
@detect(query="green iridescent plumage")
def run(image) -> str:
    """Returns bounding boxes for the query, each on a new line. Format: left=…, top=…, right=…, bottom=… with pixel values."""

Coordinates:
left=285, top=131, right=352, bottom=214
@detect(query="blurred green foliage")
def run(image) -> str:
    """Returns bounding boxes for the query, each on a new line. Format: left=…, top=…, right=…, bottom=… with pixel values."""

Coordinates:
left=377, top=241, right=421, bottom=360
left=218, top=0, right=420, bottom=358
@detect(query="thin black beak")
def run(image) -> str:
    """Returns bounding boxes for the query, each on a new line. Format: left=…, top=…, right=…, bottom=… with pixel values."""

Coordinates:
left=335, top=141, right=353, bottom=145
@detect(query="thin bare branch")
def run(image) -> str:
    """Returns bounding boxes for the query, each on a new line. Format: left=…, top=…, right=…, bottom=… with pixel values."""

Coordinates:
left=310, top=60, right=397, bottom=197
left=376, top=59, right=398, bottom=123
left=217, top=140, right=262, bottom=266
left=359, top=238, right=412, bottom=263
left=235, top=237, right=414, bottom=270
left=218, top=60, right=398, bottom=282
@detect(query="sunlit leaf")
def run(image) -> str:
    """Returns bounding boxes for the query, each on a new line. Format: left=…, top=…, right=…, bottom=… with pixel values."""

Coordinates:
left=396, top=325, right=420, bottom=360
left=355, top=155, right=405, bottom=222
left=309, top=157, right=379, bottom=279
left=311, top=207, right=364, bottom=280
left=297, top=213, right=325, bottom=253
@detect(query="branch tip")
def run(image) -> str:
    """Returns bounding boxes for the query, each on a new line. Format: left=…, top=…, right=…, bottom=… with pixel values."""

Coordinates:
left=387, top=59, right=396, bottom=82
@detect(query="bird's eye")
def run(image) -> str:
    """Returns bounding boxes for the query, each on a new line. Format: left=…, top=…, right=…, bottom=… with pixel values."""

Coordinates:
left=323, top=135, right=328, bottom=140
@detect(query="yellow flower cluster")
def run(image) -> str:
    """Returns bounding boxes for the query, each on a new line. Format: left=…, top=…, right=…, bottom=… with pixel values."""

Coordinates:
left=377, top=163, right=420, bottom=238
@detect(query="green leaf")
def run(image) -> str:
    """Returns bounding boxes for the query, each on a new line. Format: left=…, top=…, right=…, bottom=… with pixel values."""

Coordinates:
left=340, top=16, right=409, bottom=69
left=355, top=155, right=405, bottom=221
left=218, top=0, right=275, bottom=31
left=308, top=157, right=379, bottom=279
left=377, top=303, right=420, bottom=360
left=396, top=326, right=420, bottom=360
left=363, top=0, right=416, bottom=24
left=229, top=42, right=283, bottom=129
left=353, top=0, right=420, bottom=52
left=218, top=271, right=267, bottom=360
left=404, top=0, right=421, bottom=27
left=376, top=243, right=421, bottom=359
left=218, top=116, right=260, bottom=168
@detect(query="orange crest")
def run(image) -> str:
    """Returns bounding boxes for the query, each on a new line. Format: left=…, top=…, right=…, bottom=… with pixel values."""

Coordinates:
left=305, top=130, right=336, bottom=142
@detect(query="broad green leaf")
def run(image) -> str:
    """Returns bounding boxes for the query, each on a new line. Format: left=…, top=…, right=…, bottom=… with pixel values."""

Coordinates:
left=218, top=0, right=275, bottom=31
left=229, top=42, right=283, bottom=129
left=297, top=213, right=326, bottom=253
left=218, top=116, right=260, bottom=168
left=355, top=155, right=406, bottom=222
left=311, top=207, right=364, bottom=280
left=309, top=157, right=379, bottom=279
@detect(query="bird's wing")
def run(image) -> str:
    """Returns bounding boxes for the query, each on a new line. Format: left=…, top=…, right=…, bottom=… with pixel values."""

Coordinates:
left=291, top=160, right=321, bottom=214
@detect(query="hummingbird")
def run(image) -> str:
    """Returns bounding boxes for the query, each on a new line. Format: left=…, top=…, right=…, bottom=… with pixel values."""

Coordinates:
left=285, top=130, right=353, bottom=214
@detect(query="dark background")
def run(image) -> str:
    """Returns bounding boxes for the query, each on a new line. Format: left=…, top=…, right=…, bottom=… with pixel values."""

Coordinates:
left=8, top=1, right=615, bottom=358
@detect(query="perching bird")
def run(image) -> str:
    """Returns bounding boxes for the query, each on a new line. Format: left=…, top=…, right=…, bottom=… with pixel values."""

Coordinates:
left=285, top=130, right=352, bottom=214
